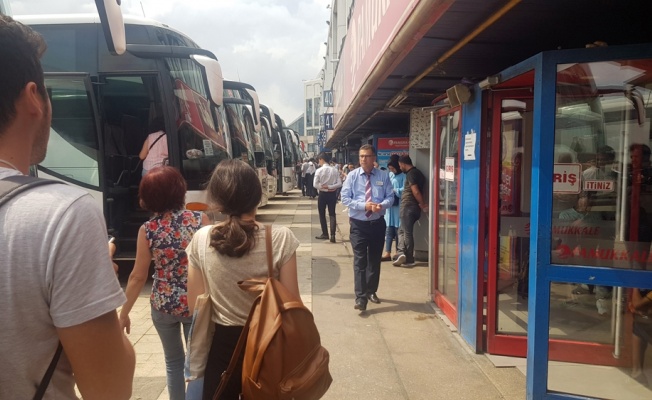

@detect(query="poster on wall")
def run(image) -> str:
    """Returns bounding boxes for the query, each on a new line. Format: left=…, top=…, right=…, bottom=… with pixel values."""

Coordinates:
left=375, top=137, right=409, bottom=168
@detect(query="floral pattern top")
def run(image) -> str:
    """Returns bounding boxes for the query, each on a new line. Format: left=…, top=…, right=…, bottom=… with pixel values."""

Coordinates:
left=145, top=210, right=203, bottom=317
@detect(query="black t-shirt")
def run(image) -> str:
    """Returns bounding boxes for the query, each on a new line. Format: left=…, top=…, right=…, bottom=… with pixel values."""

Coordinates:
left=401, top=167, right=426, bottom=208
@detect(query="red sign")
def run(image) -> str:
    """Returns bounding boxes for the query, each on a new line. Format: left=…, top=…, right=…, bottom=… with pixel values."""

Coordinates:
left=377, top=137, right=409, bottom=150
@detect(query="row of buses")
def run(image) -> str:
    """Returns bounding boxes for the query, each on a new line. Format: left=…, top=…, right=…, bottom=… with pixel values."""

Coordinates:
left=15, top=13, right=304, bottom=258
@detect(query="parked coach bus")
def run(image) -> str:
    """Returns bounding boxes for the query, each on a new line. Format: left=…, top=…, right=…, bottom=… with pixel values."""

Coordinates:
left=269, top=111, right=296, bottom=194
left=222, top=80, right=269, bottom=207
left=258, top=105, right=278, bottom=199
left=17, top=14, right=229, bottom=258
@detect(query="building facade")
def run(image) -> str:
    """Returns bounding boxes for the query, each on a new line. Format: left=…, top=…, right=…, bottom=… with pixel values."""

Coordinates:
left=318, top=0, right=652, bottom=398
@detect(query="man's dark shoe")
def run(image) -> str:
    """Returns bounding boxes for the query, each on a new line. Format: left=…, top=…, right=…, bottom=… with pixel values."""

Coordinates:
left=354, top=298, right=367, bottom=311
left=315, top=234, right=329, bottom=240
left=330, top=235, right=336, bottom=243
left=367, top=293, right=381, bottom=304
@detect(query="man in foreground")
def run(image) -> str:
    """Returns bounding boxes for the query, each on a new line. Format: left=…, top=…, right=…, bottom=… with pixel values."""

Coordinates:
left=341, top=145, right=394, bottom=311
left=0, top=15, right=135, bottom=399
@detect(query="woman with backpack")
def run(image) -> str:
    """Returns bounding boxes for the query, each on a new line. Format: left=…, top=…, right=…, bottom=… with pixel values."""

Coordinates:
left=186, top=159, right=301, bottom=400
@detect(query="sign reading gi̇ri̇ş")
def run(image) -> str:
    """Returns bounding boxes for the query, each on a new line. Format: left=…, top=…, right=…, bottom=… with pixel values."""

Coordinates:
left=553, top=163, right=581, bottom=194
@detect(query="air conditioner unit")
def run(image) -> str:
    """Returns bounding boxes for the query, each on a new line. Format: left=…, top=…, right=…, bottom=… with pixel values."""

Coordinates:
left=446, top=84, right=471, bottom=108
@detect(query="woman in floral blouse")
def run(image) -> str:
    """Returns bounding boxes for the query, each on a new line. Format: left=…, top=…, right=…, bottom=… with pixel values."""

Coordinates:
left=120, top=166, right=209, bottom=400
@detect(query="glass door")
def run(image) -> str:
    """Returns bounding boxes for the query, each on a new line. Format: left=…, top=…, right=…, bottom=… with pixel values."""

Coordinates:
left=433, top=109, right=460, bottom=323
left=487, top=72, right=635, bottom=367
left=486, top=89, right=534, bottom=356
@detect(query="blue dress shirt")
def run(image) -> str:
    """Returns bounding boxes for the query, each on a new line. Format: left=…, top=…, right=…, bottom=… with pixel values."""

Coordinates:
left=341, top=167, right=394, bottom=221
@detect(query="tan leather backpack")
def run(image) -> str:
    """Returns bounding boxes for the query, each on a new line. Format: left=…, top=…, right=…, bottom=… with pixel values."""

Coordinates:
left=214, top=225, right=332, bottom=400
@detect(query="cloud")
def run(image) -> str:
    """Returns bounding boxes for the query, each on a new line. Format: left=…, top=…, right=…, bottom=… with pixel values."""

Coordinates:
left=11, top=0, right=329, bottom=124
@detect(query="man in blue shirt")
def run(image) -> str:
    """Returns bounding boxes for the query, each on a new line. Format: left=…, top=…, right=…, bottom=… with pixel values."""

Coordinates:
left=341, top=144, right=394, bottom=311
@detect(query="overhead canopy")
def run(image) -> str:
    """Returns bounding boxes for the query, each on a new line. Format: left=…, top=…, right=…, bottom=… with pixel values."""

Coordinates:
left=327, top=0, right=652, bottom=148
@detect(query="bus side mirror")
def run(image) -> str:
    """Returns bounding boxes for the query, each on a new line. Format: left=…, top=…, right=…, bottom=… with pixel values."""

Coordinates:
left=245, top=89, right=261, bottom=133
left=191, top=55, right=224, bottom=106
left=95, top=0, right=126, bottom=55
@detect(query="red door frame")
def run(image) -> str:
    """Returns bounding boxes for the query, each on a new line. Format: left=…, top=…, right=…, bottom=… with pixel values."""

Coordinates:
left=432, top=107, right=461, bottom=326
left=485, top=88, right=628, bottom=366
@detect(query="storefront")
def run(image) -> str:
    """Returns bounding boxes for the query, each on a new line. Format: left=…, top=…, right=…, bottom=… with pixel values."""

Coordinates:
left=435, top=43, right=652, bottom=398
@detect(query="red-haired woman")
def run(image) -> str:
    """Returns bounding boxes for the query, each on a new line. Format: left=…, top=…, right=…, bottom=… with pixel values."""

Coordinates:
left=119, top=166, right=210, bottom=400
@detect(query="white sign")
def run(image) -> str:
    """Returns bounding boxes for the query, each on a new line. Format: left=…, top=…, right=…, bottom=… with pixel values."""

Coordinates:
left=445, top=157, right=455, bottom=181
left=583, top=180, right=614, bottom=192
left=202, top=139, right=214, bottom=156
left=464, top=129, right=476, bottom=160
left=553, top=163, right=581, bottom=194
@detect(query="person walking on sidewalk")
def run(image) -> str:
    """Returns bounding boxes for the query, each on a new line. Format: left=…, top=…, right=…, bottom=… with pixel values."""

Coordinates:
left=305, top=158, right=317, bottom=198
left=393, top=155, right=427, bottom=268
left=314, top=152, right=342, bottom=242
left=341, top=144, right=394, bottom=311
left=186, top=159, right=301, bottom=399
left=382, top=159, right=405, bottom=261
left=0, top=15, right=135, bottom=399
left=119, top=166, right=209, bottom=400
left=300, top=158, right=309, bottom=196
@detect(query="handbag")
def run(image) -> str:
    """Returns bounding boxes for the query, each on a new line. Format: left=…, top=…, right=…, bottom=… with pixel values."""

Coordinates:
left=184, top=228, right=216, bottom=381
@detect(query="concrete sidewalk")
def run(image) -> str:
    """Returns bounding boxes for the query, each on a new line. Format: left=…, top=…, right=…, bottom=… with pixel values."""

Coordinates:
left=123, top=189, right=526, bottom=400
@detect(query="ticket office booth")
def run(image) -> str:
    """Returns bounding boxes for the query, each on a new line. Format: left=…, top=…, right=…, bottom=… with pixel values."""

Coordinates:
left=480, top=44, right=652, bottom=398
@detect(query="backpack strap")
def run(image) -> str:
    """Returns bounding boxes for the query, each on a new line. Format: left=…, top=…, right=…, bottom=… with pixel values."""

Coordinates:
left=213, top=224, right=273, bottom=400
left=0, top=175, right=64, bottom=400
left=0, top=175, right=61, bottom=208
left=32, top=343, right=64, bottom=400
left=265, top=224, right=273, bottom=278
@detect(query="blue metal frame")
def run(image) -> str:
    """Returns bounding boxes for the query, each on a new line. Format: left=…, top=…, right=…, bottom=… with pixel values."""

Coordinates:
left=525, top=43, right=652, bottom=399
left=458, top=97, right=483, bottom=349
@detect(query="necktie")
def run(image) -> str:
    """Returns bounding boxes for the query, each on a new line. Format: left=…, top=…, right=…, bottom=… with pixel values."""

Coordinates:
left=365, top=172, right=372, bottom=218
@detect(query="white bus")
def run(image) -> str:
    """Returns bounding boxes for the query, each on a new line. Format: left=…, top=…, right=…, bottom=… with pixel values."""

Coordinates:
left=222, top=80, right=269, bottom=207
left=258, top=105, right=278, bottom=199
left=0, top=0, right=12, bottom=15
left=17, top=14, right=228, bottom=258
left=262, top=106, right=295, bottom=194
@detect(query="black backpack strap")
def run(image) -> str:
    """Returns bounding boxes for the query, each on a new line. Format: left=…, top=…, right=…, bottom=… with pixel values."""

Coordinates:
left=33, top=343, right=64, bottom=400
left=0, top=175, right=62, bottom=208
left=0, top=175, right=64, bottom=399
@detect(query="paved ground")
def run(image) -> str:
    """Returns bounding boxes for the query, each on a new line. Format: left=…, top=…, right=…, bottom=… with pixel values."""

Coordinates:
left=121, top=189, right=526, bottom=400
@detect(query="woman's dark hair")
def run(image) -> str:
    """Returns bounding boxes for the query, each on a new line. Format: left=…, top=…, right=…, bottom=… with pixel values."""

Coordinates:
left=149, top=116, right=166, bottom=133
left=139, top=166, right=187, bottom=213
left=207, top=159, right=262, bottom=257
left=388, top=160, right=401, bottom=173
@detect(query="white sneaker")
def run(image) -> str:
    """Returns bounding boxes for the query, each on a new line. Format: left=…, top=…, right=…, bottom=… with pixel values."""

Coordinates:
left=392, top=254, right=406, bottom=266
left=402, top=262, right=416, bottom=268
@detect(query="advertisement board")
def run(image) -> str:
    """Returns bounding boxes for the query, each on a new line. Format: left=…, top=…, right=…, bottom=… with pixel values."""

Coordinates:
left=375, top=136, right=409, bottom=168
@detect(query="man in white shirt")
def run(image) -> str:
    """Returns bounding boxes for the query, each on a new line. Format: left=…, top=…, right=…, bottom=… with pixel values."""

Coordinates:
left=300, top=158, right=309, bottom=196
left=305, top=158, right=317, bottom=198
left=313, top=153, right=342, bottom=242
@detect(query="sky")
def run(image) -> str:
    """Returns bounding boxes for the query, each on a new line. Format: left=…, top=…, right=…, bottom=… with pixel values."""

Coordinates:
left=11, top=0, right=330, bottom=125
